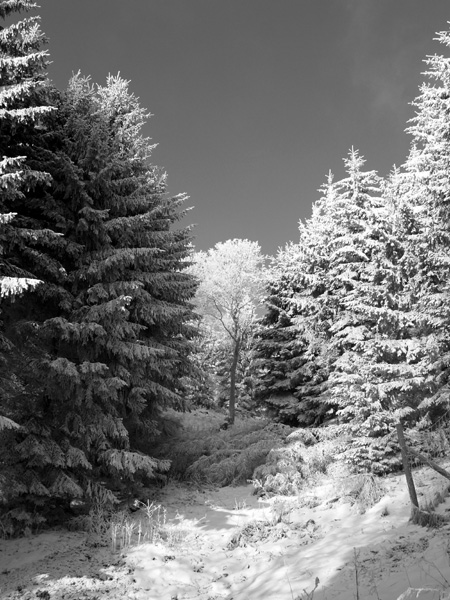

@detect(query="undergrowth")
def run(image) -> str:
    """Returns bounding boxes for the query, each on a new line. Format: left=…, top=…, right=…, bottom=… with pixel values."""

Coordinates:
left=252, top=431, right=345, bottom=497
left=155, top=409, right=293, bottom=486
left=156, top=409, right=387, bottom=503
left=227, top=499, right=319, bottom=549
left=334, top=472, right=386, bottom=514
left=249, top=427, right=388, bottom=515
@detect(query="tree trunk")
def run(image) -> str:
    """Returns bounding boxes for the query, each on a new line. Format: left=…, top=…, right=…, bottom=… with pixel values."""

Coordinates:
left=228, top=338, right=240, bottom=425
left=407, top=447, right=450, bottom=482
left=396, top=421, right=419, bottom=509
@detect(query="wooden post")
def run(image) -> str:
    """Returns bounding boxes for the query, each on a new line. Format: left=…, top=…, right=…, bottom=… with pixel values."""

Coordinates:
left=396, top=421, right=419, bottom=508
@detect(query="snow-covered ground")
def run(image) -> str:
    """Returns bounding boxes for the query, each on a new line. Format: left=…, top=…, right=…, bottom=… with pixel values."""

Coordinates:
left=2, top=464, right=450, bottom=599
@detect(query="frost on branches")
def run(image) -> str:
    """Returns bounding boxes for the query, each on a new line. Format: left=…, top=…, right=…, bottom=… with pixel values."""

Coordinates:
left=190, top=239, right=265, bottom=423
left=0, top=18, right=198, bottom=525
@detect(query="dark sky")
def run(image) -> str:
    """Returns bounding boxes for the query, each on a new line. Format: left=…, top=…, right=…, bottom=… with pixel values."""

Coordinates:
left=38, top=1, right=450, bottom=256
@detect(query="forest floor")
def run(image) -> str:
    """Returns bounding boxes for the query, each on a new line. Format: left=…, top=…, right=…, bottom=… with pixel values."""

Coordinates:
left=2, top=463, right=450, bottom=600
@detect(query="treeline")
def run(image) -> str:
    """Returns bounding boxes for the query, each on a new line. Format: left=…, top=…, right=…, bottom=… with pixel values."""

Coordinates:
left=3, top=0, right=450, bottom=530
left=0, top=1, right=198, bottom=529
left=252, top=34, right=450, bottom=472
left=188, top=30, right=450, bottom=476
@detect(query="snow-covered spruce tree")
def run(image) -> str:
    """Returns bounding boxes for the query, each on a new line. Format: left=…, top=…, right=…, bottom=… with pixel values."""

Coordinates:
left=395, top=28, right=450, bottom=430
left=0, top=0, right=55, bottom=291
left=0, top=1, right=75, bottom=518
left=308, top=152, right=424, bottom=473
left=289, top=147, right=447, bottom=476
left=1, top=73, right=198, bottom=520
left=347, top=27, right=450, bottom=481
left=328, top=28, right=450, bottom=477
left=36, top=74, right=198, bottom=501
left=252, top=172, right=355, bottom=427
left=254, top=151, right=426, bottom=474
left=252, top=238, right=332, bottom=426
left=0, top=0, right=47, bottom=404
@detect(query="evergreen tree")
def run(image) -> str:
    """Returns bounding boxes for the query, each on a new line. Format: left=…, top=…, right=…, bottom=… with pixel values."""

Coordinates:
left=253, top=173, right=346, bottom=427
left=0, top=0, right=59, bottom=421
left=36, top=74, right=198, bottom=500
left=309, top=152, right=411, bottom=472
left=323, top=27, right=450, bottom=479
left=254, top=151, right=425, bottom=474
left=398, top=28, right=450, bottom=424
left=0, top=1, right=77, bottom=520
left=324, top=28, right=450, bottom=477
left=1, top=69, right=198, bottom=525
left=0, top=0, right=55, bottom=291
left=253, top=240, right=331, bottom=426
left=296, top=148, right=445, bottom=474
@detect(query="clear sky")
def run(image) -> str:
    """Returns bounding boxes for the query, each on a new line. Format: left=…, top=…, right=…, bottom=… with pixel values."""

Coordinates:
left=38, top=1, right=450, bottom=256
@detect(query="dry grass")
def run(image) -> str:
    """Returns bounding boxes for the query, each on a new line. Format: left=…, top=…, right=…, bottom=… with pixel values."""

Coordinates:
left=109, top=501, right=201, bottom=552
left=408, top=479, right=450, bottom=528
left=292, top=577, right=320, bottom=600
left=422, top=483, right=450, bottom=513
left=68, top=497, right=199, bottom=552
left=410, top=506, right=449, bottom=528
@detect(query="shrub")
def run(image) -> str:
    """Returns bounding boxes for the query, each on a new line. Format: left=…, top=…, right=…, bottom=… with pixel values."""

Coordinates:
left=252, top=433, right=344, bottom=496
left=186, top=426, right=291, bottom=486
left=334, top=473, right=386, bottom=513
left=155, top=409, right=292, bottom=486
left=227, top=518, right=291, bottom=549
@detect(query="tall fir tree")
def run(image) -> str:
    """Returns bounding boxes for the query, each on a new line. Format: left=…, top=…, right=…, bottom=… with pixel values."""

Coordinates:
left=36, top=74, right=198, bottom=501
left=0, top=0, right=55, bottom=292
left=307, top=32, right=450, bottom=473
left=398, top=28, right=450, bottom=425
left=252, top=239, right=331, bottom=426
left=254, top=151, right=426, bottom=474
left=309, top=152, right=416, bottom=472
left=326, top=29, right=450, bottom=474
left=1, top=66, right=198, bottom=525
left=0, top=1, right=78, bottom=519
left=253, top=172, right=349, bottom=427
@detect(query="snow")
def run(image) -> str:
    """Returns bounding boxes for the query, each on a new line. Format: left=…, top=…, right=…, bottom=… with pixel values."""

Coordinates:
left=2, top=465, right=450, bottom=599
